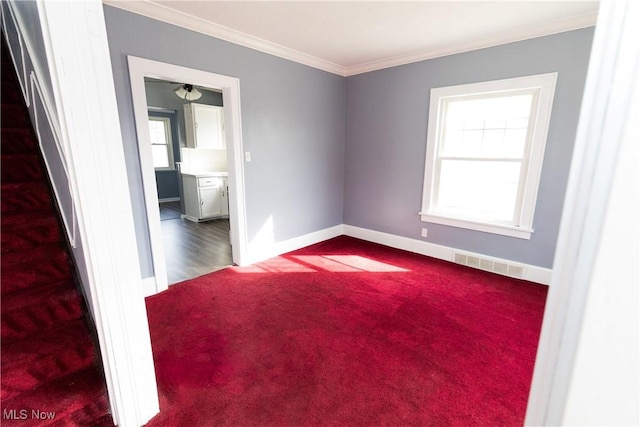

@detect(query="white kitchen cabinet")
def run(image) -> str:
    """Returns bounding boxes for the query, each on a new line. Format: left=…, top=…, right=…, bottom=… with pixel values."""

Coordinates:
left=181, top=174, right=228, bottom=222
left=221, top=177, right=229, bottom=216
left=184, top=103, right=225, bottom=149
left=199, top=185, right=222, bottom=218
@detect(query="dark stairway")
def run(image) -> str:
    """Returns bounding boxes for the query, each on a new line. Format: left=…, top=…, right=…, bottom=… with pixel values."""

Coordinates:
left=1, top=38, right=113, bottom=426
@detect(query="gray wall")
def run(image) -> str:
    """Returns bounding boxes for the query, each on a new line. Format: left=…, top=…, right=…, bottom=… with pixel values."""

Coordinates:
left=344, top=28, right=595, bottom=268
left=104, top=5, right=346, bottom=277
left=104, top=4, right=592, bottom=273
left=144, top=80, right=223, bottom=199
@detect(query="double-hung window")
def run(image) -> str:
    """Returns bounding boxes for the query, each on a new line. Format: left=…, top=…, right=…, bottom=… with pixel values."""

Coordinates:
left=148, top=116, right=174, bottom=170
left=420, top=73, right=557, bottom=239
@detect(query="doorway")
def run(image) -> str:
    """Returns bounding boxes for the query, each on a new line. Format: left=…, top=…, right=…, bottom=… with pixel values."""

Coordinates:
left=145, top=78, right=233, bottom=284
left=128, top=56, right=248, bottom=295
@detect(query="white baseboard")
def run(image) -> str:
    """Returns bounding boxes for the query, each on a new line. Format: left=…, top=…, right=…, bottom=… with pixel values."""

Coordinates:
left=143, top=223, right=551, bottom=287
left=245, top=224, right=344, bottom=266
left=343, top=225, right=552, bottom=285
left=141, top=277, right=158, bottom=297
left=158, top=197, right=180, bottom=203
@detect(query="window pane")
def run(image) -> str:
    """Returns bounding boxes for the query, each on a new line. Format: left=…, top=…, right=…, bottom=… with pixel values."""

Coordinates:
left=148, top=118, right=173, bottom=169
left=443, top=129, right=464, bottom=156
left=435, top=160, right=521, bottom=222
left=461, top=129, right=483, bottom=156
left=151, top=145, right=170, bottom=168
left=148, top=120, right=168, bottom=145
left=442, top=93, right=532, bottom=159
left=482, top=129, right=505, bottom=157
left=504, top=129, right=528, bottom=158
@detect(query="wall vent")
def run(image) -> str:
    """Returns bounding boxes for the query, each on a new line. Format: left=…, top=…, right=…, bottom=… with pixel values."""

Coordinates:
left=453, top=252, right=525, bottom=278
left=454, top=253, right=467, bottom=264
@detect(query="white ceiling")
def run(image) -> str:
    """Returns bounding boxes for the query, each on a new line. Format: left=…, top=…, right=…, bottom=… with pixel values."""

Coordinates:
left=104, top=1, right=599, bottom=76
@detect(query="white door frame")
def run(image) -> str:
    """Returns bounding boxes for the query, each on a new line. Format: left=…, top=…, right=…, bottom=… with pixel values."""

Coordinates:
left=525, top=1, right=639, bottom=424
left=128, top=56, right=248, bottom=295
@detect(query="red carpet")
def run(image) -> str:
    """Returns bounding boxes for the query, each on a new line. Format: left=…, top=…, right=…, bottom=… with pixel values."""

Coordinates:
left=145, top=236, right=547, bottom=426
left=1, top=38, right=112, bottom=425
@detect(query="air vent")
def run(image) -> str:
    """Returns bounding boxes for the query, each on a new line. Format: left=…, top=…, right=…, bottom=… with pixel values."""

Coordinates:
left=453, top=252, right=524, bottom=278
left=454, top=253, right=467, bottom=264
left=508, top=265, right=524, bottom=278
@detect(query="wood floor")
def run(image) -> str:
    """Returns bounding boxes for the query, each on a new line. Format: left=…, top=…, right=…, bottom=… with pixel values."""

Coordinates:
left=159, top=201, right=232, bottom=285
left=159, top=200, right=182, bottom=221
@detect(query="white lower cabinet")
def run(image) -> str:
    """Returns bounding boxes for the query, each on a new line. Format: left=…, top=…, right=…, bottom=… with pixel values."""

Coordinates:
left=220, top=178, right=229, bottom=216
left=182, top=174, right=228, bottom=221
left=199, top=185, right=222, bottom=218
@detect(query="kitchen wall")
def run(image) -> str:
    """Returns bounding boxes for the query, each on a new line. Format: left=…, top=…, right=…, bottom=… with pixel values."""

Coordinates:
left=344, top=28, right=595, bottom=268
left=144, top=79, right=223, bottom=148
left=104, top=5, right=347, bottom=277
left=180, top=148, right=227, bottom=173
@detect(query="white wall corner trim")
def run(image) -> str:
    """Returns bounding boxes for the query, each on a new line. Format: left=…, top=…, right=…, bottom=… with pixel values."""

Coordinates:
left=525, top=1, right=640, bottom=425
left=36, top=1, right=160, bottom=425
left=342, top=225, right=552, bottom=285
left=141, top=277, right=158, bottom=298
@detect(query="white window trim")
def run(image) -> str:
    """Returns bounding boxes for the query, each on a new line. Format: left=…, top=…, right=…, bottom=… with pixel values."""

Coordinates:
left=148, top=116, right=175, bottom=171
left=420, top=72, right=558, bottom=240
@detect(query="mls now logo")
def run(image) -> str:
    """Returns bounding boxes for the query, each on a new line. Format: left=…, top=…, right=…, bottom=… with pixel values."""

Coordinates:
left=3, top=409, right=27, bottom=420
left=3, top=408, right=56, bottom=420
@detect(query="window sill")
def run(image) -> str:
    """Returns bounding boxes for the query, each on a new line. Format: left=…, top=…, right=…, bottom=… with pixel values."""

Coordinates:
left=419, top=213, right=533, bottom=240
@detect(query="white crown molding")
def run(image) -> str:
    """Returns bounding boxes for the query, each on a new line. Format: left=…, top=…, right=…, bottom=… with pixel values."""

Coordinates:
left=102, top=0, right=347, bottom=76
left=103, top=1, right=597, bottom=78
left=345, top=11, right=599, bottom=76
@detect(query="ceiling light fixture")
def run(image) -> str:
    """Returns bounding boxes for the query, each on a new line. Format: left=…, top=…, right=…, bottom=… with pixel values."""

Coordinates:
left=174, top=84, right=202, bottom=101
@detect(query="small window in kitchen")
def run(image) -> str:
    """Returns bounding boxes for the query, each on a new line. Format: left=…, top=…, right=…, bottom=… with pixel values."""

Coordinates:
left=148, top=116, right=174, bottom=170
left=420, top=73, right=557, bottom=239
